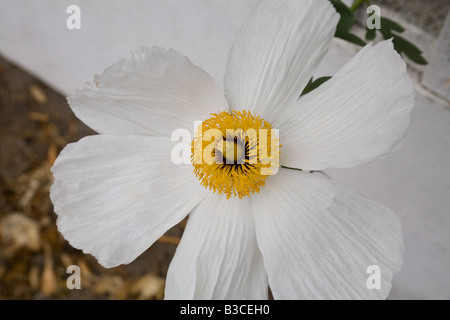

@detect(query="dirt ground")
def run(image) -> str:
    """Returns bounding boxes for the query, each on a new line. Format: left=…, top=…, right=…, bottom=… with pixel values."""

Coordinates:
left=0, top=55, right=185, bottom=300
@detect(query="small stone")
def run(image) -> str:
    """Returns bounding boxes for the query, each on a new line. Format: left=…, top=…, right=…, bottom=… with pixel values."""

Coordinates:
left=130, top=274, right=165, bottom=300
left=29, top=85, right=48, bottom=104
left=0, top=213, right=41, bottom=254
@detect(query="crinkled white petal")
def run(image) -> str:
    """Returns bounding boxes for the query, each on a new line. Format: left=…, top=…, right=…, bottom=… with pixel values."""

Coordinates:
left=51, top=135, right=205, bottom=268
left=252, top=169, right=403, bottom=299
left=278, top=40, right=415, bottom=170
left=165, top=194, right=268, bottom=300
left=224, top=0, right=339, bottom=122
left=68, top=47, right=228, bottom=137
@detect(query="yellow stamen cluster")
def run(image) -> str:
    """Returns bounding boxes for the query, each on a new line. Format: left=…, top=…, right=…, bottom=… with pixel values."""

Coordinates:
left=191, top=110, right=280, bottom=199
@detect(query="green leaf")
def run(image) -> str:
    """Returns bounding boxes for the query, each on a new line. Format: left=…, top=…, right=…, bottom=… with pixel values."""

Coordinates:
left=365, top=27, right=376, bottom=41
left=338, top=32, right=367, bottom=46
left=377, top=17, right=427, bottom=65
left=392, top=35, right=428, bottom=65
left=329, top=1, right=427, bottom=65
left=330, top=0, right=355, bottom=32
left=329, top=0, right=366, bottom=47
left=300, top=76, right=332, bottom=96
left=380, top=17, right=406, bottom=34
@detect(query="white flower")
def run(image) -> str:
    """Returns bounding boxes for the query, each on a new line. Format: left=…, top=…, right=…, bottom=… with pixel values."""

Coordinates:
left=51, top=0, right=414, bottom=299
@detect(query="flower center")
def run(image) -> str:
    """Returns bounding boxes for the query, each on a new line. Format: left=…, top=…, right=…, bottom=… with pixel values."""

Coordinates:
left=191, top=110, right=280, bottom=199
left=217, top=140, right=246, bottom=163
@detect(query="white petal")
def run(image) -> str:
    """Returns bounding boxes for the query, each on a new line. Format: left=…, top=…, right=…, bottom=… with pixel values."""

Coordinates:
left=252, top=169, right=403, bottom=299
left=165, top=194, right=267, bottom=300
left=224, top=0, right=339, bottom=121
left=51, top=135, right=205, bottom=268
left=278, top=40, right=415, bottom=170
left=68, top=47, right=228, bottom=137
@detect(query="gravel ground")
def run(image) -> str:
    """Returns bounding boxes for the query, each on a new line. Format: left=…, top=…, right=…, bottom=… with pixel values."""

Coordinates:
left=0, top=56, right=184, bottom=300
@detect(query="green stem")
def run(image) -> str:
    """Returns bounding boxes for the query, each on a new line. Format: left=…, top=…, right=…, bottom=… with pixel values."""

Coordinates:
left=280, top=165, right=303, bottom=172
left=350, top=0, right=367, bottom=13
